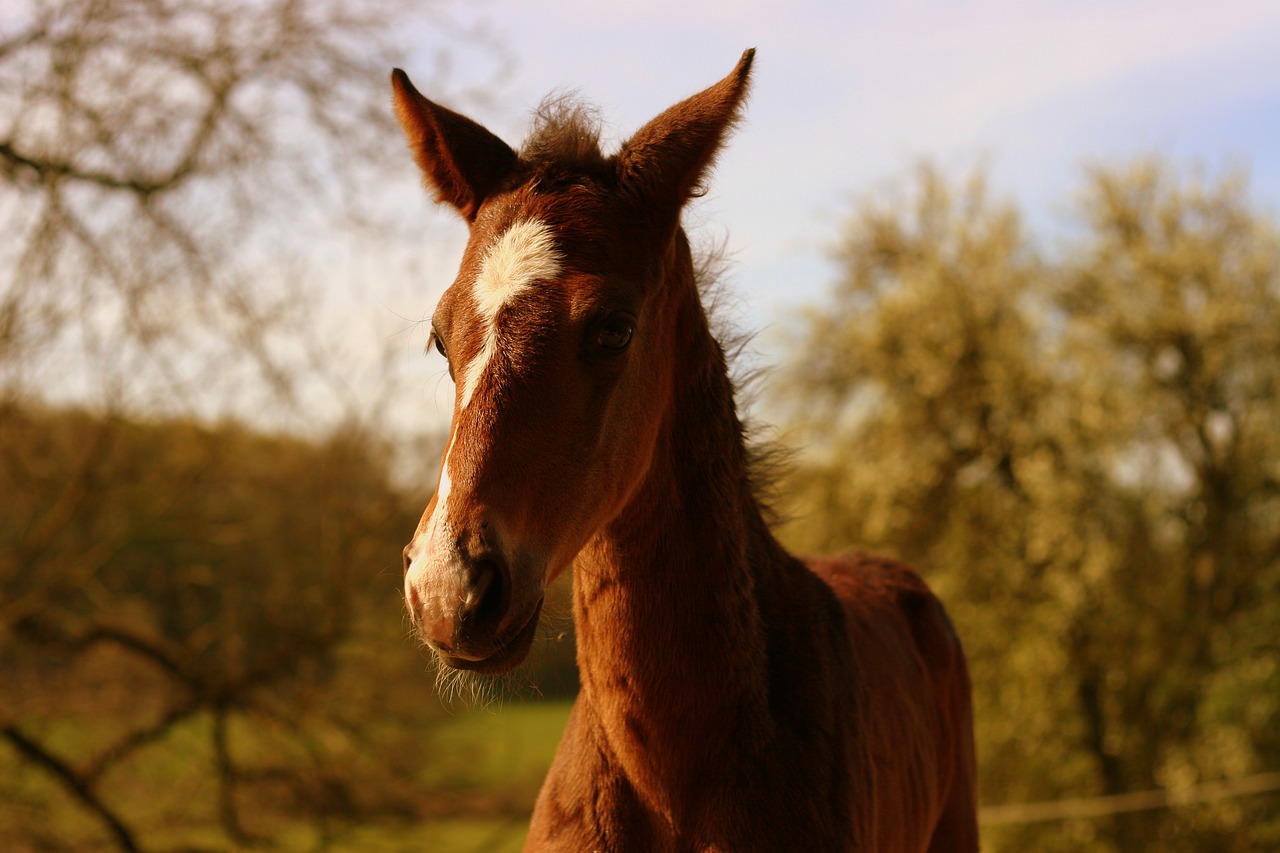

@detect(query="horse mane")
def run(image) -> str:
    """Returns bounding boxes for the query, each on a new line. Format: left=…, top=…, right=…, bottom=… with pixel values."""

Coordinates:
left=692, top=235, right=790, bottom=526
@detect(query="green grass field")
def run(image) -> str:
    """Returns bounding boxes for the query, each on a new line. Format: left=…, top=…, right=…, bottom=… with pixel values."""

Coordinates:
left=279, top=699, right=575, bottom=851
left=1, top=698, right=576, bottom=852
left=420, top=699, right=573, bottom=794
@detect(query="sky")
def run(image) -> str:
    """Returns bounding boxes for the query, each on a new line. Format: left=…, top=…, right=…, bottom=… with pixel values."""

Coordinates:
left=399, top=0, right=1280, bottom=325
left=380, top=0, right=1280, bottom=431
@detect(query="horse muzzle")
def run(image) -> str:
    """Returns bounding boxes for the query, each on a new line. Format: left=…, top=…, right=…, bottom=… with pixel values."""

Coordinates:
left=403, top=539, right=544, bottom=674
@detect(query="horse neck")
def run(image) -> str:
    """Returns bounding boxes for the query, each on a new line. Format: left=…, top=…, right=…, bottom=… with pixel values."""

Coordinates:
left=572, top=229, right=784, bottom=793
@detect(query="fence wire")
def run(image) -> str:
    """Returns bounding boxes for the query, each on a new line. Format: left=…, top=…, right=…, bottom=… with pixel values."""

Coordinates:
left=980, top=771, right=1280, bottom=826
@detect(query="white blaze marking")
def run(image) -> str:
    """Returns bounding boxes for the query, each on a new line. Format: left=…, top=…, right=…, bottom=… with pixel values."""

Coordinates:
left=405, top=429, right=458, bottom=613
left=458, top=219, right=561, bottom=410
left=405, top=219, right=560, bottom=612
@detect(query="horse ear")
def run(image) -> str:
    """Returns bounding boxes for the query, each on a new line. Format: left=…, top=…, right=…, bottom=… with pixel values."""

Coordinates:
left=391, top=69, right=518, bottom=221
left=615, top=49, right=755, bottom=222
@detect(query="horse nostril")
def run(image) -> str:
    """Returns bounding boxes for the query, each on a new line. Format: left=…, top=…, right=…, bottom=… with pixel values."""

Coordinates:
left=459, top=559, right=508, bottom=636
left=402, top=544, right=413, bottom=575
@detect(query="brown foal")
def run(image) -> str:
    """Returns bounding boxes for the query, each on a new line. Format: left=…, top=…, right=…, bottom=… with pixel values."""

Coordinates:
left=394, top=49, right=979, bottom=852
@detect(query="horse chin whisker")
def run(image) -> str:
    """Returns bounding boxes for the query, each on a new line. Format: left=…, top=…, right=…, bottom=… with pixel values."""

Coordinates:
left=429, top=654, right=520, bottom=709
left=433, top=661, right=492, bottom=708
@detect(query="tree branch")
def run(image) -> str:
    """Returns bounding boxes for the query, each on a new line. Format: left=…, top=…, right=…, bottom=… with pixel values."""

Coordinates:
left=1, top=725, right=140, bottom=853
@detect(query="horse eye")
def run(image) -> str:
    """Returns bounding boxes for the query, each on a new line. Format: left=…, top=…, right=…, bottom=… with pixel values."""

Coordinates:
left=428, top=329, right=454, bottom=380
left=596, top=316, right=634, bottom=352
left=429, top=330, right=448, bottom=360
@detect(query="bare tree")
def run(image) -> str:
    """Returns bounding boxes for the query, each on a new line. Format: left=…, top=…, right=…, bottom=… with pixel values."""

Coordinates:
left=0, top=0, right=485, bottom=411
left=0, top=0, right=502, bottom=848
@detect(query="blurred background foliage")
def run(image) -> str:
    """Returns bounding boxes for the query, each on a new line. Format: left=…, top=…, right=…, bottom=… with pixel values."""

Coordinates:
left=1, top=1, right=1277, bottom=851
left=777, top=160, right=1280, bottom=851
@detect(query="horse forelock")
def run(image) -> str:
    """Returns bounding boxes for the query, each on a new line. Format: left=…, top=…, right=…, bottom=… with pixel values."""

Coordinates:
left=520, top=92, right=607, bottom=177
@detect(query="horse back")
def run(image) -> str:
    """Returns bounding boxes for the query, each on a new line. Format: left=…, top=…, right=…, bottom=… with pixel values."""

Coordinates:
left=805, top=552, right=978, bottom=853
